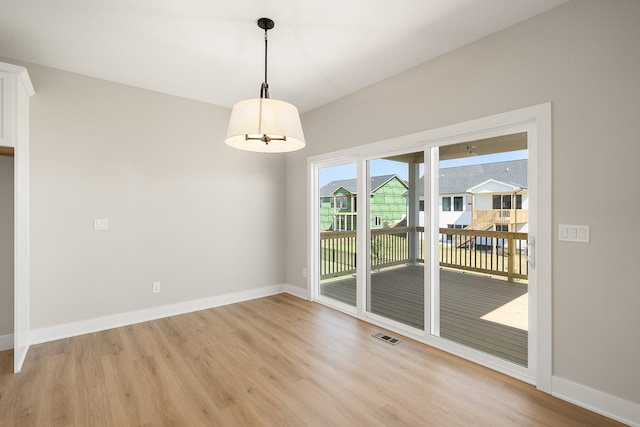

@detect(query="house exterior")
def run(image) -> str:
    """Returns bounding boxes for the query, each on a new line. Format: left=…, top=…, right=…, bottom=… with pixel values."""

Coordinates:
left=319, top=174, right=408, bottom=231
left=320, top=161, right=527, bottom=233
left=419, top=159, right=528, bottom=233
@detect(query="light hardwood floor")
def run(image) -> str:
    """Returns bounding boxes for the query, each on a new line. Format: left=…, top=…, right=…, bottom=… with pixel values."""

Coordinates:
left=0, top=294, right=622, bottom=426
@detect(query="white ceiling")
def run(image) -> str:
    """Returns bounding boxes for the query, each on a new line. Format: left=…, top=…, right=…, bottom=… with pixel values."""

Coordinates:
left=0, top=0, right=568, bottom=113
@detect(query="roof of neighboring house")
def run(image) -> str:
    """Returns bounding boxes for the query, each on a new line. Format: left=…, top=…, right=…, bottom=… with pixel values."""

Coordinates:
left=319, top=174, right=406, bottom=197
left=466, top=178, right=523, bottom=193
left=319, top=160, right=527, bottom=197
left=417, top=159, right=528, bottom=195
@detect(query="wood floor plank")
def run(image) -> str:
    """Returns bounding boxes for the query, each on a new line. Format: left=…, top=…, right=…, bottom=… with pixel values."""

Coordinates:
left=0, top=294, right=623, bottom=426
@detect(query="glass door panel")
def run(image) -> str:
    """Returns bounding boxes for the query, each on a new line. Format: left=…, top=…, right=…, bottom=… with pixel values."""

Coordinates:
left=366, top=153, right=424, bottom=330
left=433, top=135, right=529, bottom=366
left=318, top=163, right=357, bottom=307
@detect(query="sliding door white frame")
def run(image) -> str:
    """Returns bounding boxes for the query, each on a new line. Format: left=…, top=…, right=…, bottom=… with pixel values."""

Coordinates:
left=307, top=103, right=552, bottom=392
left=308, top=157, right=359, bottom=315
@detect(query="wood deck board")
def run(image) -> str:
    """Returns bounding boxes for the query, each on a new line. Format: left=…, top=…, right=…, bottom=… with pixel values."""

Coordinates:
left=440, top=310, right=528, bottom=341
left=321, top=266, right=528, bottom=365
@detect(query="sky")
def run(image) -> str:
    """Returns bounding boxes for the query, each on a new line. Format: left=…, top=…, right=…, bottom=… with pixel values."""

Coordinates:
left=319, top=149, right=528, bottom=187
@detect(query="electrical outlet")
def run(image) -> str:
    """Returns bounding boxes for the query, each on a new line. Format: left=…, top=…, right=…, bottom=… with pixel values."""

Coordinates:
left=302, top=268, right=307, bottom=278
left=94, top=218, right=108, bottom=230
left=152, top=282, right=161, bottom=293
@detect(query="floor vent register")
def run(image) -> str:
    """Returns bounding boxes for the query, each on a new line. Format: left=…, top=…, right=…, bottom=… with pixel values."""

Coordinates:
left=372, top=332, right=401, bottom=345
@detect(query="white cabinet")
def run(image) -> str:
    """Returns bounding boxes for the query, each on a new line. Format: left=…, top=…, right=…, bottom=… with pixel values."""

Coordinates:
left=0, top=64, right=34, bottom=149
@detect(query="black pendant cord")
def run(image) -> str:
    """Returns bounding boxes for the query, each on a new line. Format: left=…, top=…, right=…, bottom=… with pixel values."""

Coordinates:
left=257, top=18, right=274, bottom=99
left=260, top=26, right=270, bottom=99
left=249, top=17, right=285, bottom=145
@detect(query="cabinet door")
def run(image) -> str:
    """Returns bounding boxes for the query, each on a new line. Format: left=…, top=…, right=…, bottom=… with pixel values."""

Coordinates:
left=0, top=71, right=12, bottom=148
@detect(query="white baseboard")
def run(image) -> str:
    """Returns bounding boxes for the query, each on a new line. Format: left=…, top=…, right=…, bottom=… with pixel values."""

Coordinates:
left=553, top=376, right=639, bottom=427
left=284, top=284, right=310, bottom=300
left=0, top=333, right=13, bottom=351
left=30, top=284, right=287, bottom=345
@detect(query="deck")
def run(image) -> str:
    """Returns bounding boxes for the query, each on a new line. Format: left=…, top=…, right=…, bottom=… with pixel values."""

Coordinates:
left=320, top=266, right=528, bottom=366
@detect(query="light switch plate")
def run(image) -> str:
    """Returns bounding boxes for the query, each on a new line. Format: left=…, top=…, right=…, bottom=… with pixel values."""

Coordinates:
left=559, top=224, right=589, bottom=243
left=94, top=219, right=108, bottom=230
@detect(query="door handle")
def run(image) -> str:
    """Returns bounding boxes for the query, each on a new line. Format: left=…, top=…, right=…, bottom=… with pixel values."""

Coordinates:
left=526, top=237, right=535, bottom=269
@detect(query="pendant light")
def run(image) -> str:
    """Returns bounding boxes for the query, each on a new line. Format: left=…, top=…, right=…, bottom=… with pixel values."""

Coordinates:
left=225, top=18, right=305, bottom=153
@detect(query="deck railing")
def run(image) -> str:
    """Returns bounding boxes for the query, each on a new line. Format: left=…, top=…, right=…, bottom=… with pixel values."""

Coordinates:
left=320, top=230, right=357, bottom=279
left=371, top=227, right=412, bottom=269
left=439, top=228, right=528, bottom=282
left=473, top=209, right=529, bottom=225
left=320, top=227, right=528, bottom=282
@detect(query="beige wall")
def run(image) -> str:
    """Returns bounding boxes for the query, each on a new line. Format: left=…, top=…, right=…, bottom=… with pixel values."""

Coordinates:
left=286, top=0, right=640, bottom=405
left=20, top=63, right=286, bottom=329
left=0, top=156, right=13, bottom=336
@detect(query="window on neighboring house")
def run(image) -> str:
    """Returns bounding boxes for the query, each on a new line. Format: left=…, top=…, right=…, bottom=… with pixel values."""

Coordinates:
left=495, top=224, right=509, bottom=232
left=492, top=195, right=501, bottom=209
left=442, top=197, right=451, bottom=211
left=453, top=196, right=464, bottom=211
left=493, top=194, right=520, bottom=210
left=419, top=200, right=424, bottom=212
left=493, top=194, right=522, bottom=209
left=374, top=216, right=382, bottom=226
left=332, top=196, right=348, bottom=209
left=342, top=196, right=350, bottom=209
left=336, top=216, right=346, bottom=230
left=503, top=196, right=512, bottom=210
left=353, top=196, right=357, bottom=212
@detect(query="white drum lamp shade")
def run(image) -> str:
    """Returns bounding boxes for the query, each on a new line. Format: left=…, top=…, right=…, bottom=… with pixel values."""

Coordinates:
left=225, top=97, right=305, bottom=153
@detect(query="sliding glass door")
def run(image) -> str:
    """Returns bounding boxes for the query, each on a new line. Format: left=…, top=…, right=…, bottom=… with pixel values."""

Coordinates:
left=366, top=152, right=424, bottom=330
left=310, top=104, right=550, bottom=386
left=316, top=163, right=358, bottom=308
left=430, top=134, right=530, bottom=367
left=313, top=138, right=531, bottom=363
